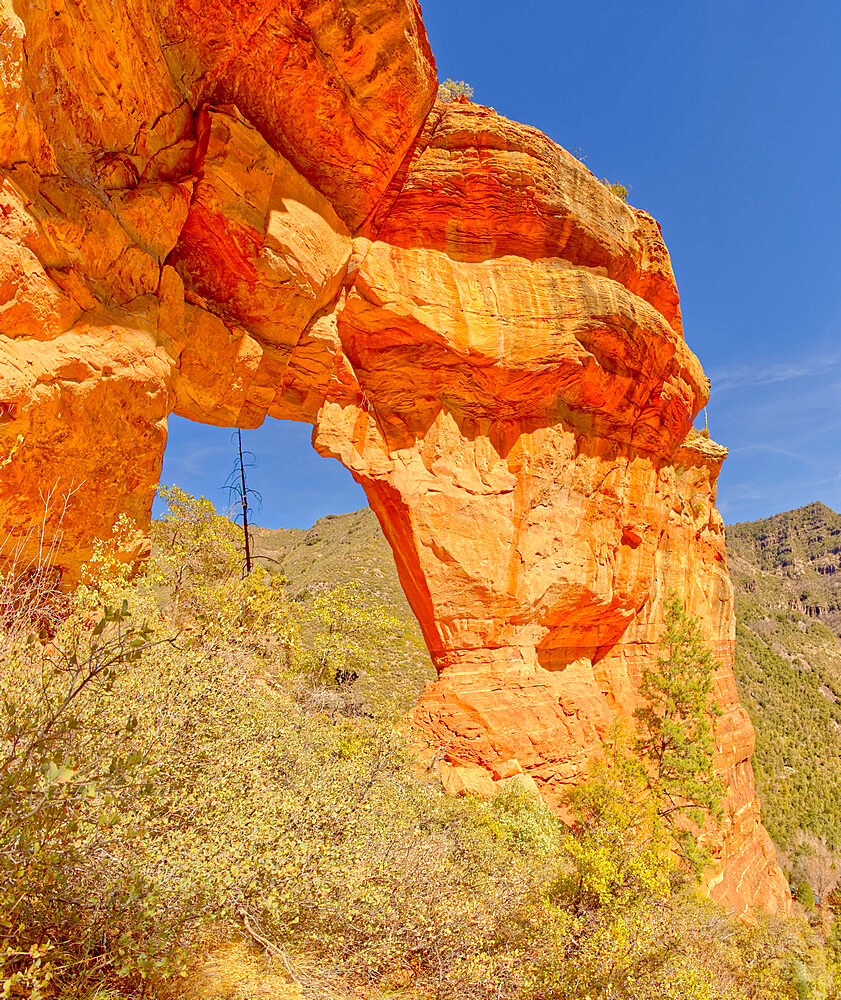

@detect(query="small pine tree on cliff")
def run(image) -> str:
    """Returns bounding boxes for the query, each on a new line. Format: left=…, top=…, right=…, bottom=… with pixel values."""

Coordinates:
left=634, top=592, right=725, bottom=872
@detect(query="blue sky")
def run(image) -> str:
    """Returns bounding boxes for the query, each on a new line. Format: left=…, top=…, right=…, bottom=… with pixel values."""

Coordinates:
left=158, top=0, right=841, bottom=527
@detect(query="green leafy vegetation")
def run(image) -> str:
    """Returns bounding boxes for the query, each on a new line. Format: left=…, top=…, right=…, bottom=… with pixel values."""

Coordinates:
left=624, top=594, right=723, bottom=878
left=252, top=508, right=436, bottom=716
left=0, top=603, right=194, bottom=997
left=1, top=497, right=838, bottom=998
left=437, top=78, right=474, bottom=102
left=728, top=504, right=841, bottom=869
left=602, top=178, right=630, bottom=202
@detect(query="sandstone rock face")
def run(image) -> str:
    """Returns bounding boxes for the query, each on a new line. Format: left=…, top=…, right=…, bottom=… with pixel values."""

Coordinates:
left=0, top=0, right=788, bottom=914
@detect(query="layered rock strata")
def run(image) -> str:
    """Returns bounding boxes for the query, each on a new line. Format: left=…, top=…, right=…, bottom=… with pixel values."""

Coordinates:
left=0, top=0, right=788, bottom=913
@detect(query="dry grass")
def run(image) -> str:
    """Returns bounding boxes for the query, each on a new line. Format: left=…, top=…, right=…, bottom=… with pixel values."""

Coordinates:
left=165, top=941, right=302, bottom=1000
left=0, top=480, right=81, bottom=638
left=161, top=938, right=423, bottom=1000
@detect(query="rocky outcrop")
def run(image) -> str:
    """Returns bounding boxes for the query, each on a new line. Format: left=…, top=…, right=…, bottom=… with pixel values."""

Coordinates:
left=0, top=0, right=788, bottom=913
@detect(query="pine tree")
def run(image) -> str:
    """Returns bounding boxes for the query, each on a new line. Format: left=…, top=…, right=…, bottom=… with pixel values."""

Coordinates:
left=634, top=592, right=725, bottom=871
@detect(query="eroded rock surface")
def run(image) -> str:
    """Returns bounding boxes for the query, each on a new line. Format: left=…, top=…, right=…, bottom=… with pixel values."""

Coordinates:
left=0, top=0, right=788, bottom=913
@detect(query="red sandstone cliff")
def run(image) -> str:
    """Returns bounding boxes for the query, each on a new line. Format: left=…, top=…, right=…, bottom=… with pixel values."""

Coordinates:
left=0, top=0, right=788, bottom=913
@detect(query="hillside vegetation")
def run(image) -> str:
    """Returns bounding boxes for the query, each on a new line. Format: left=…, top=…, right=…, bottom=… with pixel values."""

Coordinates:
left=727, top=504, right=841, bottom=877
left=251, top=512, right=436, bottom=718
left=1, top=493, right=838, bottom=999
left=728, top=502, right=841, bottom=635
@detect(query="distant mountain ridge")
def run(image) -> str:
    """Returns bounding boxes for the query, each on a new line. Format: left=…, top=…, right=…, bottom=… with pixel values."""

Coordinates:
left=727, top=502, right=841, bottom=637
left=727, top=502, right=841, bottom=854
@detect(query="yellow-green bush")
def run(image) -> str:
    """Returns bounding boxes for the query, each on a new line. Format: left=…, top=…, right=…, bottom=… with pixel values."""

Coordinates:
left=1, top=489, right=838, bottom=999
left=0, top=606, right=196, bottom=998
left=437, top=78, right=474, bottom=102
left=602, top=178, right=630, bottom=202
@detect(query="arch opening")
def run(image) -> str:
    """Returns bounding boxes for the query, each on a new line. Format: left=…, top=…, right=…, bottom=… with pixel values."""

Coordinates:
left=155, top=415, right=367, bottom=530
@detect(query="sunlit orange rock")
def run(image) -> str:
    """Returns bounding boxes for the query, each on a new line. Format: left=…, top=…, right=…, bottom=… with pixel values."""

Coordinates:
left=0, top=0, right=788, bottom=914
left=366, top=102, right=683, bottom=331
left=151, top=0, right=436, bottom=229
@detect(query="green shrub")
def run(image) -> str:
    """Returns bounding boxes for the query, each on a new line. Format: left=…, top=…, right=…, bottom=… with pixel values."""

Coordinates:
left=602, top=178, right=630, bottom=202
left=799, top=880, right=818, bottom=911
left=149, top=485, right=242, bottom=620
left=293, top=582, right=417, bottom=717
left=0, top=605, right=195, bottom=998
left=438, top=78, right=474, bottom=102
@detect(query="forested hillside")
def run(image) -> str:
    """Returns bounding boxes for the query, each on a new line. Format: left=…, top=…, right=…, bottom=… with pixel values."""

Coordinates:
left=728, top=503, right=841, bottom=636
left=252, top=511, right=436, bottom=718
left=252, top=510, right=418, bottom=613
left=727, top=503, right=841, bottom=876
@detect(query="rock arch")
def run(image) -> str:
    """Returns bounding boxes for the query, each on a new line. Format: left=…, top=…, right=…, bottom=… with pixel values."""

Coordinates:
left=0, top=0, right=788, bottom=912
